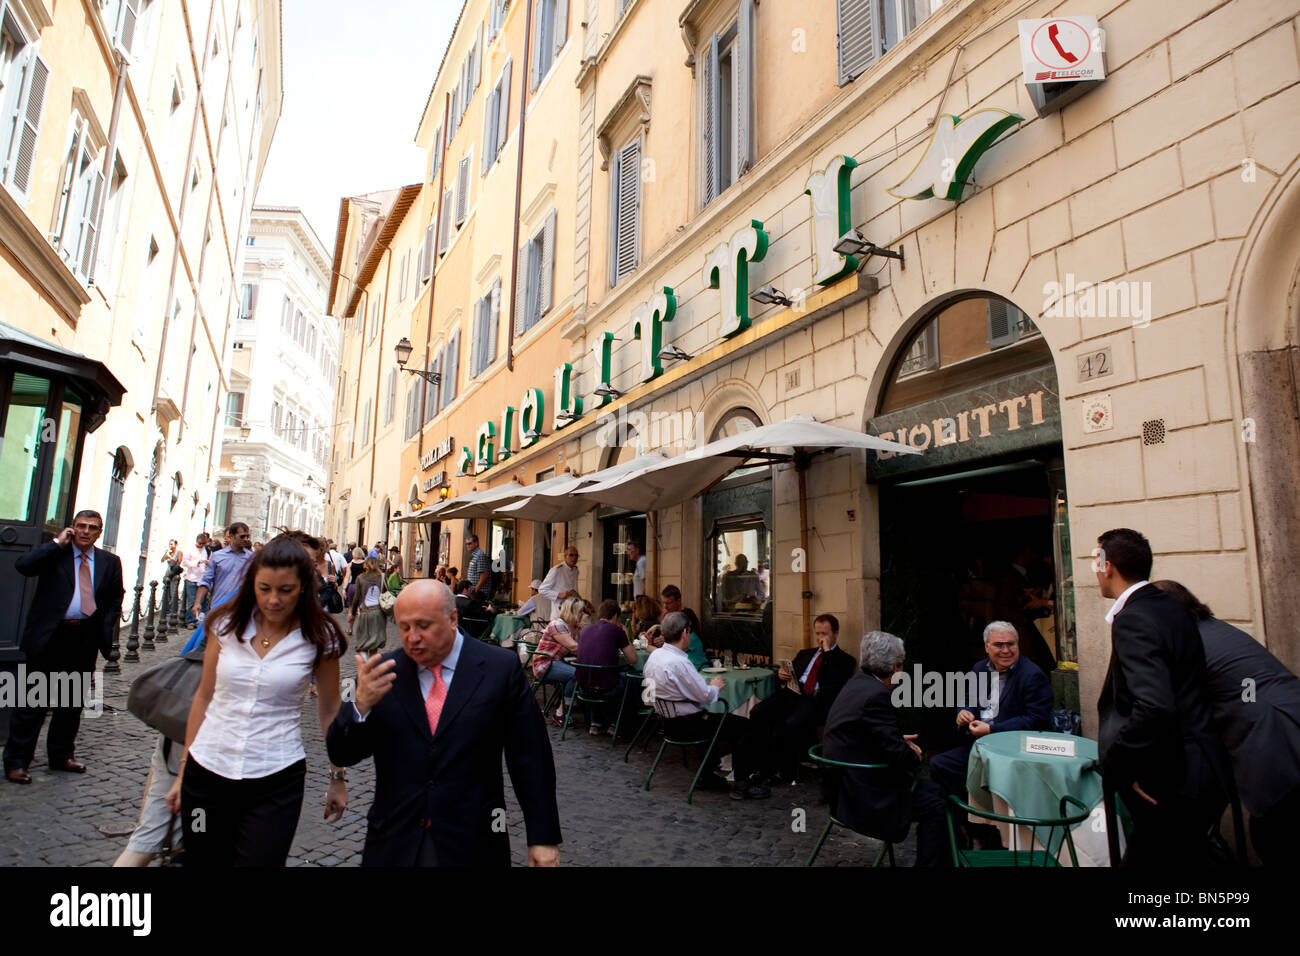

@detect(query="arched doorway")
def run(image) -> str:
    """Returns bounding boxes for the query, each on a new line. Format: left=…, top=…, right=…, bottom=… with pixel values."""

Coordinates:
left=865, top=293, right=1072, bottom=744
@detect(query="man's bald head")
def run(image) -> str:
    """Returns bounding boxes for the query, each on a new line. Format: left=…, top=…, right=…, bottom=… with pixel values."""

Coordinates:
left=395, top=578, right=458, bottom=668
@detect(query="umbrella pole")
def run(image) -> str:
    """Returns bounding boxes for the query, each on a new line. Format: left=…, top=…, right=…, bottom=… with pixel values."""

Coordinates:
left=797, top=455, right=812, bottom=650
left=650, top=509, right=659, bottom=598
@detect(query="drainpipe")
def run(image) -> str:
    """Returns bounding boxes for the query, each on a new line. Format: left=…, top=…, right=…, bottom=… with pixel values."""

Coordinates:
left=368, top=249, right=395, bottom=496
left=150, top=4, right=217, bottom=416
left=505, top=0, right=536, bottom=372
left=87, top=51, right=127, bottom=287
left=419, top=91, right=452, bottom=456
left=796, top=451, right=812, bottom=650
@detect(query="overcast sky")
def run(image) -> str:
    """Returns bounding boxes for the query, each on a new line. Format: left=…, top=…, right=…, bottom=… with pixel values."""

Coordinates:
left=255, top=0, right=462, bottom=251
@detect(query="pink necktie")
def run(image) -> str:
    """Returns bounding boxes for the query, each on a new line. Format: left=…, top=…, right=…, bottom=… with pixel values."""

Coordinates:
left=424, top=665, right=446, bottom=736
left=79, top=553, right=96, bottom=617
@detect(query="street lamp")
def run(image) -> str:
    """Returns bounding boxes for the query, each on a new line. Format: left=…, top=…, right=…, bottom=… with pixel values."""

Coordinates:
left=834, top=229, right=906, bottom=269
left=394, top=337, right=441, bottom=385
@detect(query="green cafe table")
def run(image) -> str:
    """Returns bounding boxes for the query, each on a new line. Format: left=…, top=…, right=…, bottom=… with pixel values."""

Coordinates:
left=965, top=730, right=1113, bottom=866
left=631, top=649, right=776, bottom=716
left=491, top=614, right=533, bottom=644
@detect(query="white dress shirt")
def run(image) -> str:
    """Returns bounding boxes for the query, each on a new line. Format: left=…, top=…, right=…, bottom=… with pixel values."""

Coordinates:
left=181, top=545, right=209, bottom=584
left=798, top=645, right=838, bottom=690
left=1104, top=580, right=1149, bottom=625
left=538, top=562, right=579, bottom=619
left=632, top=555, right=646, bottom=598
left=642, top=643, right=718, bottom=716
left=188, top=618, right=319, bottom=780
left=65, top=546, right=95, bottom=620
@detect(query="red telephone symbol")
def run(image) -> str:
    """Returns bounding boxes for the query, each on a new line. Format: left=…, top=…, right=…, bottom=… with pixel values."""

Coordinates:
left=1047, top=24, right=1079, bottom=63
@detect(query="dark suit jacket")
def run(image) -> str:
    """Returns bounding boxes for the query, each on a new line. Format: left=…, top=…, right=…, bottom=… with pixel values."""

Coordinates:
left=791, top=645, right=856, bottom=724
left=1199, top=617, right=1300, bottom=815
left=15, top=540, right=125, bottom=659
left=958, top=657, right=1054, bottom=732
left=327, top=637, right=562, bottom=866
left=822, top=670, right=920, bottom=842
left=1097, top=584, right=1229, bottom=804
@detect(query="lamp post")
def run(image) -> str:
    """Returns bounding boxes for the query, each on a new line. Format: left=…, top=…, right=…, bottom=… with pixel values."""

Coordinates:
left=394, top=337, right=442, bottom=386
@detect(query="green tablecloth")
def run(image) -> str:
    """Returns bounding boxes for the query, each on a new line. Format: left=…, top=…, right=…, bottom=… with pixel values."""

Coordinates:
left=631, top=649, right=776, bottom=714
left=966, top=731, right=1101, bottom=855
left=491, top=614, right=532, bottom=643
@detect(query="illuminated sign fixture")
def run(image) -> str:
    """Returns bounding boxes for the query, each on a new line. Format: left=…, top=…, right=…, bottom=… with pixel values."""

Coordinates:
left=421, top=436, right=456, bottom=471
left=460, top=121, right=1020, bottom=477
left=1018, top=16, right=1107, bottom=117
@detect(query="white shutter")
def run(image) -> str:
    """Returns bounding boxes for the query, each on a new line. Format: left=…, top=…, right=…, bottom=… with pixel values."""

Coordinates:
left=496, top=60, right=512, bottom=155
left=513, top=241, right=529, bottom=336
left=474, top=23, right=484, bottom=91
left=444, top=329, right=460, bottom=404
left=448, top=85, right=459, bottom=139
left=439, top=189, right=453, bottom=252
left=248, top=284, right=258, bottom=319
left=422, top=223, right=435, bottom=279
left=736, top=0, right=756, bottom=178
left=431, top=125, right=443, bottom=176
left=7, top=51, right=49, bottom=197
left=553, top=0, right=568, bottom=57
left=481, top=87, right=497, bottom=173
left=487, top=277, right=500, bottom=365
left=77, top=169, right=105, bottom=279
left=836, top=0, right=879, bottom=86
left=530, top=2, right=543, bottom=91
left=116, top=0, right=141, bottom=55
left=702, top=33, right=719, bottom=206
left=469, top=297, right=482, bottom=376
left=539, top=208, right=556, bottom=316
left=455, top=156, right=470, bottom=225
left=399, top=252, right=408, bottom=300
left=613, top=140, right=640, bottom=284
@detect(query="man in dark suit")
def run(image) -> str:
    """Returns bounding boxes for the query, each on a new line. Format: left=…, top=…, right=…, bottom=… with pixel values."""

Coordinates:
left=928, top=620, right=1054, bottom=803
left=823, top=631, right=946, bottom=866
left=5, top=510, right=124, bottom=784
left=1095, top=528, right=1230, bottom=867
left=1152, top=579, right=1300, bottom=864
left=327, top=578, right=561, bottom=866
left=739, top=613, right=855, bottom=795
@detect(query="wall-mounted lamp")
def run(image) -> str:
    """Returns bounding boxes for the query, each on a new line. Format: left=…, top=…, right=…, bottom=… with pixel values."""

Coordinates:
left=394, top=337, right=442, bottom=385
left=657, top=345, right=692, bottom=363
left=834, top=229, right=906, bottom=269
left=594, top=383, right=623, bottom=400
left=751, top=285, right=793, bottom=307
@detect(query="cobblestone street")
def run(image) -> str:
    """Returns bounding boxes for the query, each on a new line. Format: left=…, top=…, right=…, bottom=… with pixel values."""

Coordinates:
left=1, top=616, right=910, bottom=867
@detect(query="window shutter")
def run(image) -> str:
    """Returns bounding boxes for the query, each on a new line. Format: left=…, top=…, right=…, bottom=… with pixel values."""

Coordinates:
left=470, top=298, right=482, bottom=377
left=836, top=0, right=879, bottom=86
left=702, top=33, right=719, bottom=206
left=736, top=0, right=756, bottom=178
left=474, top=23, right=484, bottom=90
left=248, top=284, right=258, bottom=319
left=422, top=223, right=435, bottom=279
left=530, top=2, right=543, bottom=91
left=613, top=140, right=640, bottom=284
left=553, top=0, right=568, bottom=57
left=539, top=208, right=556, bottom=316
left=443, top=330, right=460, bottom=405
left=481, top=88, right=497, bottom=173
left=496, top=60, right=512, bottom=155
left=405, top=386, right=415, bottom=438
left=488, top=277, right=500, bottom=365
left=432, top=125, right=443, bottom=176
left=76, top=167, right=103, bottom=277
left=117, top=0, right=141, bottom=55
left=439, top=189, right=453, bottom=252
left=455, top=157, right=470, bottom=225
left=986, top=300, right=1020, bottom=348
left=8, top=51, right=49, bottom=197
left=425, top=351, right=441, bottom=421
left=448, top=85, right=459, bottom=139
left=513, top=240, right=529, bottom=336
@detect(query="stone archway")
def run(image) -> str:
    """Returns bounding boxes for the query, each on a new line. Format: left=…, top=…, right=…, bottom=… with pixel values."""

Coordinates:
left=1227, top=156, right=1300, bottom=673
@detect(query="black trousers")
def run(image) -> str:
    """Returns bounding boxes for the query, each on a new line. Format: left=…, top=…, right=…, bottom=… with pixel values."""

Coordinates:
left=745, top=688, right=820, bottom=779
left=181, top=756, right=307, bottom=867
left=909, top=777, right=949, bottom=867
left=666, top=711, right=752, bottom=780
left=3, top=623, right=98, bottom=771
left=1122, top=787, right=1226, bottom=868
left=1249, top=785, right=1300, bottom=866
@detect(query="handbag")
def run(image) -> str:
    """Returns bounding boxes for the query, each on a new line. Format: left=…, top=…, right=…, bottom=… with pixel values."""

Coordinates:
left=318, top=579, right=344, bottom=614
left=126, top=646, right=207, bottom=744
left=379, top=591, right=396, bottom=615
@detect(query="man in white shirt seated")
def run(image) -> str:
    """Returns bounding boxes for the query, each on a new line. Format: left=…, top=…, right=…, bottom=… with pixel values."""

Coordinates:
left=537, top=546, right=580, bottom=622
left=641, top=612, right=760, bottom=796
left=516, top=579, right=544, bottom=620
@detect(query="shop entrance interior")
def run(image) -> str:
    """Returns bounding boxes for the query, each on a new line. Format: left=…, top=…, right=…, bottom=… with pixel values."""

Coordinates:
left=879, top=454, right=1070, bottom=750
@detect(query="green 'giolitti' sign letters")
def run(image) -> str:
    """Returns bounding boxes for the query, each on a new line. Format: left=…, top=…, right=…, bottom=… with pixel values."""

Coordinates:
left=458, top=111, right=1020, bottom=478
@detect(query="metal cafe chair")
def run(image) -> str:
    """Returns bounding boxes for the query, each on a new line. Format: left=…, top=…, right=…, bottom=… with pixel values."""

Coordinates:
left=643, top=699, right=727, bottom=805
left=805, top=744, right=912, bottom=867
left=610, top=670, right=648, bottom=750
left=944, top=793, right=1090, bottom=867
left=530, top=651, right=568, bottom=715
left=560, top=662, right=626, bottom=741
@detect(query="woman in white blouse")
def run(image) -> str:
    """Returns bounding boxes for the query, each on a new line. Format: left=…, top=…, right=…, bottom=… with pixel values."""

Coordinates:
left=164, top=533, right=350, bottom=866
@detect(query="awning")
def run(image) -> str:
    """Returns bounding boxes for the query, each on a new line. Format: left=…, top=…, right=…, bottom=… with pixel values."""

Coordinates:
left=494, top=452, right=667, bottom=522
left=572, top=415, right=920, bottom=512
left=393, top=479, right=529, bottom=522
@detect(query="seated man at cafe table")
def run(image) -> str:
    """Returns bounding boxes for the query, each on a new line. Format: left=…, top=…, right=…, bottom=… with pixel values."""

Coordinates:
left=575, top=600, right=640, bottom=735
left=721, top=554, right=761, bottom=609
left=739, top=614, right=855, bottom=789
left=927, top=621, right=1054, bottom=813
left=823, top=631, right=946, bottom=867
left=642, top=612, right=758, bottom=796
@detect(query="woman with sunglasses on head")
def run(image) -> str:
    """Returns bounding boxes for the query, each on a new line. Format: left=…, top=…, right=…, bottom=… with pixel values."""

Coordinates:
left=164, top=534, right=350, bottom=866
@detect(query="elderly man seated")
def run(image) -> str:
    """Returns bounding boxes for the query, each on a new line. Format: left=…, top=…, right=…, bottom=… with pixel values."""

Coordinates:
left=928, top=621, right=1054, bottom=809
left=642, top=612, right=756, bottom=795
left=823, top=631, right=946, bottom=866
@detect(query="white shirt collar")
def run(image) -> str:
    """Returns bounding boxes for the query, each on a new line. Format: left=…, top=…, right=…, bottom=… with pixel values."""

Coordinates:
left=1105, top=580, right=1149, bottom=625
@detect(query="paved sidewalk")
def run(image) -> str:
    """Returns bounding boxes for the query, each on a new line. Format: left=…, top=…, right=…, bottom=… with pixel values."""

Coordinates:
left=0, top=618, right=910, bottom=867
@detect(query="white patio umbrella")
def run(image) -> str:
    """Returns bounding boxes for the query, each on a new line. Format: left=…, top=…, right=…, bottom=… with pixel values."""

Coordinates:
left=494, top=452, right=668, bottom=522
left=408, top=479, right=530, bottom=521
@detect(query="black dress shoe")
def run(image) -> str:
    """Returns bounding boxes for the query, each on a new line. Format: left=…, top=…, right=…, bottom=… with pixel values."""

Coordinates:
left=6, top=768, right=32, bottom=784
left=730, top=783, right=772, bottom=800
